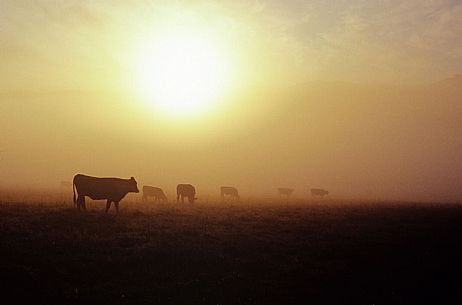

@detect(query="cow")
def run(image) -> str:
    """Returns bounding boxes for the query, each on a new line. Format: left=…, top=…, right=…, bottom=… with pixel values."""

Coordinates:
left=142, top=185, right=167, bottom=203
left=221, top=186, right=240, bottom=200
left=311, top=188, right=329, bottom=198
left=278, top=187, right=294, bottom=198
left=73, top=174, right=139, bottom=213
left=177, top=184, right=197, bottom=203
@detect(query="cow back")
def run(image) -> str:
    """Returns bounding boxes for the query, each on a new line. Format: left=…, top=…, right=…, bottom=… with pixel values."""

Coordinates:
left=143, top=185, right=165, bottom=196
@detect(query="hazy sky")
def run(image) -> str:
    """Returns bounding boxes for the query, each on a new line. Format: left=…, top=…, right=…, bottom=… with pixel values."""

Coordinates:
left=1, top=1, right=461, bottom=203
left=2, top=0, right=462, bottom=91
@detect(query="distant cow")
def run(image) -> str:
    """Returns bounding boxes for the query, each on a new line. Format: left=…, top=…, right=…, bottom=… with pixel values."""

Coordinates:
left=221, top=186, right=239, bottom=200
left=278, top=187, right=294, bottom=197
left=142, top=185, right=167, bottom=203
left=311, top=188, right=329, bottom=198
left=177, top=184, right=197, bottom=203
left=73, top=174, right=139, bottom=213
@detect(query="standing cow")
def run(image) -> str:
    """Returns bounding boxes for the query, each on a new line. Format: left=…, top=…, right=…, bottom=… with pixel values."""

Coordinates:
left=278, top=187, right=294, bottom=198
left=73, top=174, right=139, bottom=213
left=177, top=184, right=197, bottom=203
left=221, top=186, right=240, bottom=200
left=311, top=188, right=329, bottom=198
left=142, top=185, right=167, bottom=203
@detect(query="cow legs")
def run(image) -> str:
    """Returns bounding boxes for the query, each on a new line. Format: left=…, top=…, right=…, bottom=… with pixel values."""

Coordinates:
left=81, top=197, right=87, bottom=211
left=106, top=200, right=112, bottom=213
left=105, top=200, right=119, bottom=214
left=76, top=196, right=81, bottom=211
left=77, top=195, right=85, bottom=211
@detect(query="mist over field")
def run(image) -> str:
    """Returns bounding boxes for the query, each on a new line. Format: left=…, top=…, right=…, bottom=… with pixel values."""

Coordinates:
left=1, top=76, right=461, bottom=202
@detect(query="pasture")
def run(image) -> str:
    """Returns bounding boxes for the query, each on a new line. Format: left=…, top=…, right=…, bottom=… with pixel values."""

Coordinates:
left=1, top=198, right=461, bottom=305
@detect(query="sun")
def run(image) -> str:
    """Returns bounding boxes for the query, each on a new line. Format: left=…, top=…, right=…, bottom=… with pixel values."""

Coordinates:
left=133, top=26, right=232, bottom=118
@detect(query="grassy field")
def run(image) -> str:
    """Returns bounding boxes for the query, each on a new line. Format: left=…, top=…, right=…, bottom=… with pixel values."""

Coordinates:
left=1, top=199, right=461, bottom=305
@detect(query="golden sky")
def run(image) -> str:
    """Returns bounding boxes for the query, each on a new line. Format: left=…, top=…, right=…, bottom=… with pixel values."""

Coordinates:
left=1, top=1, right=462, bottom=202
left=2, top=0, right=462, bottom=91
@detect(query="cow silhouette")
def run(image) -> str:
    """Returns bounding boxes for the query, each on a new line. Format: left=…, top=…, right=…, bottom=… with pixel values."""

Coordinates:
left=142, top=185, right=167, bottom=203
left=278, top=187, right=294, bottom=198
left=176, top=184, right=197, bottom=203
left=220, top=186, right=240, bottom=200
left=311, top=188, right=329, bottom=198
left=73, top=174, right=139, bottom=213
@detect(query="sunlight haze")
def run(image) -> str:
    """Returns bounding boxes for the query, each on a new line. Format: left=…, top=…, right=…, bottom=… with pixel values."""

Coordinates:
left=1, top=0, right=462, bottom=202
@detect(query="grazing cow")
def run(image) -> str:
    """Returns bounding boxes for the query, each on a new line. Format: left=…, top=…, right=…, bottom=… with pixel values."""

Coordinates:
left=221, top=186, right=240, bottom=200
left=311, top=188, right=329, bottom=198
left=278, top=187, right=294, bottom=198
left=177, top=184, right=197, bottom=203
left=142, top=185, right=167, bottom=203
left=73, top=174, right=139, bottom=213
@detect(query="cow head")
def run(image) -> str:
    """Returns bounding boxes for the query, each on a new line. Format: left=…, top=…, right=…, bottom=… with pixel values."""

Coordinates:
left=188, top=196, right=198, bottom=204
left=130, top=177, right=140, bottom=193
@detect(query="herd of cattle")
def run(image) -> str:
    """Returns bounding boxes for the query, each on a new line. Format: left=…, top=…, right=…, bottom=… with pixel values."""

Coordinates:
left=72, top=174, right=329, bottom=213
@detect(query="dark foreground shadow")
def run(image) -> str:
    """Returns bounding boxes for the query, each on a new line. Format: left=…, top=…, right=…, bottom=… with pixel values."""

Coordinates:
left=1, top=203, right=462, bottom=305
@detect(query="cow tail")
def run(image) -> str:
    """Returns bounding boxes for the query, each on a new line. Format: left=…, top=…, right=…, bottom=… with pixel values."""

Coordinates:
left=73, top=180, right=77, bottom=204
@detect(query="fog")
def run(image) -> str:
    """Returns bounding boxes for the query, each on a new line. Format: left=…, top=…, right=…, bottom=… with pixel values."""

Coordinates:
left=1, top=75, right=461, bottom=203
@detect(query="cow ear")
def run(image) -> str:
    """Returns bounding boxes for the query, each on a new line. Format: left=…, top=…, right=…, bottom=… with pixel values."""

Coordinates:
left=130, top=177, right=135, bottom=181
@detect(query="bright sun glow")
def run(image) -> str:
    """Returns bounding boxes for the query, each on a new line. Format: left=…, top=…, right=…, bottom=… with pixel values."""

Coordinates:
left=134, top=25, right=232, bottom=118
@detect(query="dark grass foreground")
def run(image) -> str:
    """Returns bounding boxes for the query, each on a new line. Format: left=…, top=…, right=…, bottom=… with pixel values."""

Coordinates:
left=1, top=201, right=462, bottom=305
